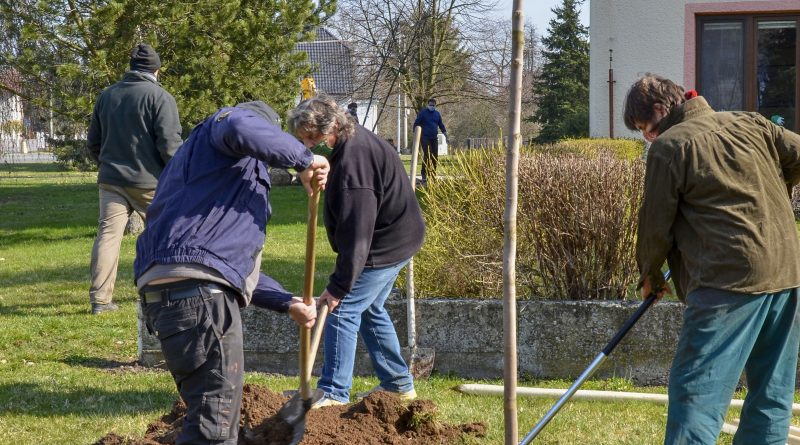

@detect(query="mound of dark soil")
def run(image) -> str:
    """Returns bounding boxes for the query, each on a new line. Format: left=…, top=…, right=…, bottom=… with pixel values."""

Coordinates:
left=95, top=384, right=486, bottom=445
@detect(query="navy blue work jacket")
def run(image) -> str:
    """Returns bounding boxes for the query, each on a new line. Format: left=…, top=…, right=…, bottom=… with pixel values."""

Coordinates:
left=134, top=105, right=313, bottom=308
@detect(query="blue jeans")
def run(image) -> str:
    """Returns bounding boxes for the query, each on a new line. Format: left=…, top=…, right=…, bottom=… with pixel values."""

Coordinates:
left=317, top=259, right=414, bottom=402
left=665, top=287, right=800, bottom=445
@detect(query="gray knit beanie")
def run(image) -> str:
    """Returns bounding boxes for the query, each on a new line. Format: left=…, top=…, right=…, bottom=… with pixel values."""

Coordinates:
left=130, top=44, right=162, bottom=73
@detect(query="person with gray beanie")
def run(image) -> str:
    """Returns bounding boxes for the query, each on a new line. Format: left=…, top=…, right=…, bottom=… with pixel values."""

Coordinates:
left=86, top=43, right=183, bottom=315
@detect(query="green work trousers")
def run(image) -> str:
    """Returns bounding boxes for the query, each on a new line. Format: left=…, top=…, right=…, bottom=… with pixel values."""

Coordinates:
left=665, top=287, right=800, bottom=445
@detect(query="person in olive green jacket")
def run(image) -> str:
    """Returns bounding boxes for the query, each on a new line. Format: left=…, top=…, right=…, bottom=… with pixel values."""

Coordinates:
left=86, top=44, right=182, bottom=315
left=624, top=73, right=800, bottom=445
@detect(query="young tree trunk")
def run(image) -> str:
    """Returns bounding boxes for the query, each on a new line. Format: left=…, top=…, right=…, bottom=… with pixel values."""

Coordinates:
left=503, top=1, right=525, bottom=444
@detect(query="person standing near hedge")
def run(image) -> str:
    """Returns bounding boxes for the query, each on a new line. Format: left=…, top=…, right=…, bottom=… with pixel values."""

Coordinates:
left=87, top=43, right=182, bottom=315
left=287, top=96, right=425, bottom=408
left=626, top=73, right=800, bottom=445
left=413, top=98, right=447, bottom=183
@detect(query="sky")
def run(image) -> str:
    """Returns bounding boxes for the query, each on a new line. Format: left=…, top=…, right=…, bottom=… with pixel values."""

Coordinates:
left=492, top=0, right=590, bottom=35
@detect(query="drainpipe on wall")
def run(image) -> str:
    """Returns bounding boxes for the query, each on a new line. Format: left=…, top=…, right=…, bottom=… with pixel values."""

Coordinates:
left=608, top=49, right=616, bottom=139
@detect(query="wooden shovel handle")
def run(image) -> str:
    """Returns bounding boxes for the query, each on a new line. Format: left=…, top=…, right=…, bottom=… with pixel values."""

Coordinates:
left=303, top=188, right=321, bottom=305
left=304, top=303, right=330, bottom=382
left=300, top=186, right=321, bottom=400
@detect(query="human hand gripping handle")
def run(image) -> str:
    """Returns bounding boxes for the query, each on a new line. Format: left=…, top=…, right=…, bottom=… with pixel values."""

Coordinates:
left=288, top=297, right=317, bottom=328
left=640, top=274, right=672, bottom=301
left=298, top=154, right=329, bottom=196
left=318, top=288, right=341, bottom=312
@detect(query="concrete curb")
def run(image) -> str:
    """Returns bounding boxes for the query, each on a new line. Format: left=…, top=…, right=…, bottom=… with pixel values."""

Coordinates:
left=138, top=296, right=686, bottom=384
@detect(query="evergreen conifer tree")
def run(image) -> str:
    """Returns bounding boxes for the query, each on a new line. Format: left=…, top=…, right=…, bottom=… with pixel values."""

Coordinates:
left=530, top=0, right=589, bottom=142
left=0, top=0, right=335, bottom=135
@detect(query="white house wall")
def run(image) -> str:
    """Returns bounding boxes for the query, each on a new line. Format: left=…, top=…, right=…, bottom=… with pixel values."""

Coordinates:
left=589, top=0, right=791, bottom=139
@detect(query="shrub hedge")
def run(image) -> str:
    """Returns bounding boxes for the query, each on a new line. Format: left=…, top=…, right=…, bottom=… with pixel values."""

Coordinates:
left=408, top=138, right=646, bottom=300
left=50, top=138, right=96, bottom=171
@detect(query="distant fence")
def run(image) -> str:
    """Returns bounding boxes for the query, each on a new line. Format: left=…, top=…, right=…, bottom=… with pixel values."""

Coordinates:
left=1, top=132, right=49, bottom=153
left=463, top=137, right=535, bottom=150
left=0, top=132, right=55, bottom=163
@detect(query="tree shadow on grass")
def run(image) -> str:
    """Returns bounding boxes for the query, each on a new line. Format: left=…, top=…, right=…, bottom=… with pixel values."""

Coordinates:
left=0, top=291, right=141, bottom=316
left=0, top=301, right=90, bottom=317
left=61, top=355, right=167, bottom=372
left=0, top=182, right=97, bottom=232
left=0, top=262, right=119, bottom=287
left=0, top=162, right=66, bottom=174
left=0, top=382, right=175, bottom=416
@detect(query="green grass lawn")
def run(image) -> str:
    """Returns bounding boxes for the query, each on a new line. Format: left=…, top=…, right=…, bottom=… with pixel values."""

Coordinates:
left=0, top=163, right=793, bottom=444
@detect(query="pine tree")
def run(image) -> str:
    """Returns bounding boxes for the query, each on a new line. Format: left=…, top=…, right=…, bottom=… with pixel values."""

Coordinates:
left=530, top=0, right=589, bottom=143
left=0, top=0, right=335, bottom=135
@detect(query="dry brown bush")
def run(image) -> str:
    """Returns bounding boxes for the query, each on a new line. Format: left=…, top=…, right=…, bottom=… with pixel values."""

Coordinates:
left=410, top=142, right=645, bottom=300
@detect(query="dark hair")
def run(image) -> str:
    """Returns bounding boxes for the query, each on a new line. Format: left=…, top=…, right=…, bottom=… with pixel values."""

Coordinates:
left=623, top=74, right=685, bottom=131
left=428, top=98, right=436, bottom=105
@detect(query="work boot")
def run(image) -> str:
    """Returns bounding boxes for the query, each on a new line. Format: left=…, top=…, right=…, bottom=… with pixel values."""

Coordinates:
left=310, top=389, right=347, bottom=409
left=355, top=385, right=417, bottom=401
left=91, top=302, right=119, bottom=315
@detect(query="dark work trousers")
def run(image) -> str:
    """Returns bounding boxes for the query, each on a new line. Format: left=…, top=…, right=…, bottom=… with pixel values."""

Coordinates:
left=420, top=137, right=438, bottom=182
left=142, top=281, right=243, bottom=445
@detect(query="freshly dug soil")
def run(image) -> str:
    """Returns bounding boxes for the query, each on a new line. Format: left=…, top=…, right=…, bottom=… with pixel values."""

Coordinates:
left=95, top=384, right=486, bottom=445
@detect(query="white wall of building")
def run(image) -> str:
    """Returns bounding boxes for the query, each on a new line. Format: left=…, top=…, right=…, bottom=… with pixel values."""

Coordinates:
left=589, top=0, right=780, bottom=139
left=0, top=93, right=25, bottom=152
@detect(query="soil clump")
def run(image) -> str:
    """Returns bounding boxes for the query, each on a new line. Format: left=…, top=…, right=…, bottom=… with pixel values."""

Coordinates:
left=95, top=384, right=486, bottom=445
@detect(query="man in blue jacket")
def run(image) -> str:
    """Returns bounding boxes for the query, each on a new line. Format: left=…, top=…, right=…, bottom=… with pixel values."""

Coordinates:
left=134, top=101, right=328, bottom=444
left=412, top=98, right=447, bottom=183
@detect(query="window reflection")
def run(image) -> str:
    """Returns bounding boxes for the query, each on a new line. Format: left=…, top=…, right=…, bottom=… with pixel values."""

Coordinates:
left=700, top=21, right=744, bottom=112
left=757, top=20, right=796, bottom=130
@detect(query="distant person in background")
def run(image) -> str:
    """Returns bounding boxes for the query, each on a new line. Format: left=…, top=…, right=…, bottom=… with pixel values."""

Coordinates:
left=348, top=102, right=359, bottom=122
left=413, top=98, right=446, bottom=183
left=87, top=43, right=182, bottom=315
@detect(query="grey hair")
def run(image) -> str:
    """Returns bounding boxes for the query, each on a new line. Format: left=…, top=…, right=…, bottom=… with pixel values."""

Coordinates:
left=287, top=95, right=355, bottom=141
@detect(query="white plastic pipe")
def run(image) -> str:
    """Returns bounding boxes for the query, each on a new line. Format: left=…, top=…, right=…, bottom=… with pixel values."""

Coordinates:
left=454, top=384, right=800, bottom=415
left=724, top=419, right=800, bottom=444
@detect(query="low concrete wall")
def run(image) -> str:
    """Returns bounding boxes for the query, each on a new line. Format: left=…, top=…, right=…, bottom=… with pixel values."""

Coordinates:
left=138, top=296, right=685, bottom=385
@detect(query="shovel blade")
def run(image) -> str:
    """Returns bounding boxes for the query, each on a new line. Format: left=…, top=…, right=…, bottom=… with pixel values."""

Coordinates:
left=409, top=347, right=435, bottom=380
left=275, top=393, right=311, bottom=445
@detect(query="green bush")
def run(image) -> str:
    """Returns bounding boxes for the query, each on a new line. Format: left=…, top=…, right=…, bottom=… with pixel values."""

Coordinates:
left=409, top=149, right=506, bottom=298
left=410, top=139, right=645, bottom=300
left=50, top=138, right=96, bottom=171
left=534, top=138, right=645, bottom=160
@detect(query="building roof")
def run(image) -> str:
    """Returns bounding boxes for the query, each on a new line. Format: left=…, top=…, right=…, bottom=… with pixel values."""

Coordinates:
left=295, top=27, right=354, bottom=98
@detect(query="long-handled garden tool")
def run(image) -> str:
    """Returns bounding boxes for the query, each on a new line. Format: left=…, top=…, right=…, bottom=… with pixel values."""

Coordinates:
left=275, top=185, right=321, bottom=445
left=306, top=301, right=328, bottom=381
left=519, top=270, right=671, bottom=444
left=406, top=126, right=435, bottom=378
